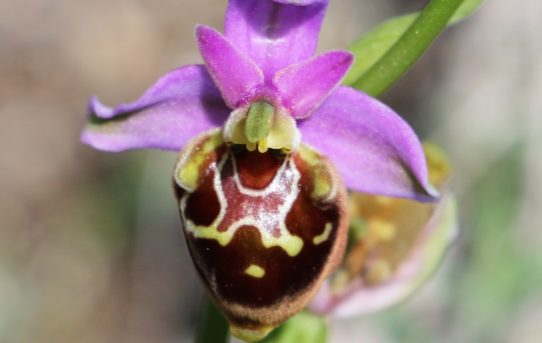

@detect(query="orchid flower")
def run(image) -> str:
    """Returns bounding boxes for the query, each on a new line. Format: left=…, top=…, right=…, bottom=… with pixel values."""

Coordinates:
left=81, top=0, right=438, bottom=341
left=310, top=143, right=456, bottom=318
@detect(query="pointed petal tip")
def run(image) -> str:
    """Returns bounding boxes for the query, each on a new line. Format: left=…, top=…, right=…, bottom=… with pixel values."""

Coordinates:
left=415, top=183, right=441, bottom=203
left=88, top=96, right=114, bottom=119
left=196, top=23, right=263, bottom=108
left=195, top=25, right=219, bottom=47
left=318, top=50, right=355, bottom=77
left=80, top=127, right=125, bottom=153
left=327, top=50, right=355, bottom=80
left=328, top=50, right=354, bottom=64
left=273, top=50, right=354, bottom=119
left=80, top=128, right=110, bottom=152
left=196, top=25, right=232, bottom=52
left=79, top=129, right=92, bottom=146
left=195, top=24, right=214, bottom=39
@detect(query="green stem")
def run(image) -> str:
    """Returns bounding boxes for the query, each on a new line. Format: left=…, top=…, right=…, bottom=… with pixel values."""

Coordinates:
left=352, top=0, right=465, bottom=97
left=195, top=296, right=229, bottom=343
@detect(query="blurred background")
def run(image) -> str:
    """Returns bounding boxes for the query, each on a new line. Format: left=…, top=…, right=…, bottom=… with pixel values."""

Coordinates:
left=1, top=0, right=541, bottom=342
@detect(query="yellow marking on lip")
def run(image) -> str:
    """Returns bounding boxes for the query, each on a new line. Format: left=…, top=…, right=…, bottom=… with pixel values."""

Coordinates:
left=187, top=221, right=304, bottom=257
left=244, top=264, right=266, bottom=278
left=313, top=222, right=332, bottom=245
left=297, top=145, right=335, bottom=201
left=174, top=130, right=223, bottom=192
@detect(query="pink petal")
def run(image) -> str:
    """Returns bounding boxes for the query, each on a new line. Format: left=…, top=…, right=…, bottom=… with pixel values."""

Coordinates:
left=196, top=25, right=264, bottom=108
left=273, top=51, right=353, bottom=119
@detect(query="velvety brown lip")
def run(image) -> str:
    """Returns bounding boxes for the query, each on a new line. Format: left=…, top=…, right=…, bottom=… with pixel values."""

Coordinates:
left=174, top=131, right=347, bottom=332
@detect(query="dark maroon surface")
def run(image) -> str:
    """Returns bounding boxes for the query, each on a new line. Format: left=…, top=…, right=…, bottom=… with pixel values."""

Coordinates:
left=175, top=146, right=341, bottom=308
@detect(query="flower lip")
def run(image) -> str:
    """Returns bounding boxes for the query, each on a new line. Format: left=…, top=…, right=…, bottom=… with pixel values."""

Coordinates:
left=173, top=129, right=348, bottom=338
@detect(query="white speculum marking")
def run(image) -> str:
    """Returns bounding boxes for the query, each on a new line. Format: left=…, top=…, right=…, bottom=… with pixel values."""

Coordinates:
left=180, top=152, right=304, bottom=257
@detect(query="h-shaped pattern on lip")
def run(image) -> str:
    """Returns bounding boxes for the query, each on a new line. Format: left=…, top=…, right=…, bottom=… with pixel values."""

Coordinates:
left=180, top=148, right=306, bottom=257
left=173, top=129, right=348, bottom=338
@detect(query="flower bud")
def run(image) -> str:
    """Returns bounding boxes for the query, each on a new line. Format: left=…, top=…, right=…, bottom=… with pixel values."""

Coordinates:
left=310, top=143, right=457, bottom=318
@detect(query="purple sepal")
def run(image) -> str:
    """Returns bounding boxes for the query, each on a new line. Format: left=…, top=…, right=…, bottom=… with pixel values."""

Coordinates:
left=273, top=51, right=353, bottom=119
left=81, top=65, right=229, bottom=152
left=299, top=86, right=439, bottom=202
left=224, top=0, right=328, bottom=78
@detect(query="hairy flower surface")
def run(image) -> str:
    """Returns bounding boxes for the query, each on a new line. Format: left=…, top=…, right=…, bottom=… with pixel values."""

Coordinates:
left=81, top=0, right=438, bottom=340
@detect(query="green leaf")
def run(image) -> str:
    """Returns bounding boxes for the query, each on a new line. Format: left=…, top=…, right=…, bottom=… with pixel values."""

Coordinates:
left=195, top=296, right=229, bottom=343
left=346, top=0, right=484, bottom=95
left=449, top=0, right=484, bottom=25
left=259, top=312, right=328, bottom=343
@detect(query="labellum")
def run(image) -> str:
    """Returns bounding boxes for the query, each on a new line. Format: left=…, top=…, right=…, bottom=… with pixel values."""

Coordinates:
left=173, top=129, right=347, bottom=341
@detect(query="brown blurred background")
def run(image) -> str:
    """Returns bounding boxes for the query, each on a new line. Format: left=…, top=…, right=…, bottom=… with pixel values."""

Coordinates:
left=1, top=0, right=541, bottom=342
